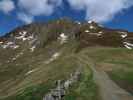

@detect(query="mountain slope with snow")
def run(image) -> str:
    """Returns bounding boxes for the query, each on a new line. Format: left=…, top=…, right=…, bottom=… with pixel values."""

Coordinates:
left=0, top=19, right=133, bottom=100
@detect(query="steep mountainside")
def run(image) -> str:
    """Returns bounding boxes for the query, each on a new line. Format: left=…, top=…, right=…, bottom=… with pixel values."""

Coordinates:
left=0, top=19, right=133, bottom=100
left=1, top=19, right=133, bottom=51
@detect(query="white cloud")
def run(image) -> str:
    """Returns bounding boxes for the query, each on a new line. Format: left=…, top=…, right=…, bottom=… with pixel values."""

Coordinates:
left=0, top=0, right=15, bottom=14
left=17, top=0, right=62, bottom=23
left=67, top=0, right=133, bottom=23
left=19, top=0, right=51, bottom=16
left=18, top=0, right=62, bottom=16
left=17, top=13, right=33, bottom=24
left=1, top=0, right=133, bottom=24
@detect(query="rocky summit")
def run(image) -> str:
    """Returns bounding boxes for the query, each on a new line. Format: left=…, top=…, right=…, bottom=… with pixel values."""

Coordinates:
left=0, top=19, right=133, bottom=100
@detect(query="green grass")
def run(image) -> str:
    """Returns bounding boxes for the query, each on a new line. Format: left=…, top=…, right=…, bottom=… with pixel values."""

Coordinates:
left=0, top=39, right=100, bottom=100
left=5, top=83, right=53, bottom=100
left=64, top=73, right=98, bottom=100
left=0, top=40, right=79, bottom=99
left=108, top=69, right=133, bottom=94
left=110, top=69, right=133, bottom=84
left=64, top=63, right=98, bottom=100
left=1, top=55, right=79, bottom=100
left=4, top=44, right=133, bottom=100
left=2, top=55, right=99, bottom=100
left=82, top=47, right=133, bottom=62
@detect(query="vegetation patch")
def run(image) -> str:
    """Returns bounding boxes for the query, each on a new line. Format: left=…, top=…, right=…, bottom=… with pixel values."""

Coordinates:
left=108, top=69, right=133, bottom=94
left=5, top=82, right=54, bottom=100
left=64, top=66, right=98, bottom=100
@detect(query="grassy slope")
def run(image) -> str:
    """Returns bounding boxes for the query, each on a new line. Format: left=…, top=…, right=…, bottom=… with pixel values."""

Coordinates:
left=1, top=38, right=133, bottom=100
left=0, top=40, right=99, bottom=100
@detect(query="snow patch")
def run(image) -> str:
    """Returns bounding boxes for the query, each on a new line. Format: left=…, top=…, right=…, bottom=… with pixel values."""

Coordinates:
left=30, top=45, right=36, bottom=52
left=2, top=44, right=9, bottom=49
left=124, top=42, right=133, bottom=47
left=10, top=45, right=19, bottom=49
left=124, top=45, right=132, bottom=49
left=6, top=42, right=14, bottom=46
left=27, top=34, right=34, bottom=40
left=120, top=32, right=127, bottom=38
left=75, top=21, right=81, bottom=25
left=16, top=31, right=35, bottom=41
left=12, top=52, right=23, bottom=61
left=88, top=20, right=93, bottom=24
left=1, top=41, right=19, bottom=49
left=0, top=41, right=4, bottom=44
left=19, top=31, right=27, bottom=35
left=16, top=31, right=26, bottom=40
left=85, top=30, right=90, bottom=33
left=25, top=68, right=38, bottom=75
left=89, top=25, right=95, bottom=29
left=6, top=60, right=10, bottom=63
left=88, top=33, right=101, bottom=36
left=99, top=31, right=103, bottom=34
left=121, top=34, right=127, bottom=38
left=52, top=53, right=60, bottom=59
left=58, top=33, right=68, bottom=44
left=123, top=42, right=133, bottom=49
left=45, top=52, right=60, bottom=64
left=118, top=31, right=127, bottom=38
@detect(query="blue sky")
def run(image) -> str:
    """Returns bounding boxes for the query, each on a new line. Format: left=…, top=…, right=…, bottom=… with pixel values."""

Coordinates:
left=0, top=0, right=133, bottom=36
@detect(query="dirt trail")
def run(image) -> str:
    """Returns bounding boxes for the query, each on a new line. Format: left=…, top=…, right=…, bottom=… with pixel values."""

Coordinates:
left=91, top=66, right=133, bottom=100
left=77, top=56, right=133, bottom=100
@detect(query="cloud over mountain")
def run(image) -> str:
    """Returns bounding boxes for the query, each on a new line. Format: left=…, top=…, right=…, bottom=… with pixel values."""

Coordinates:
left=0, top=0, right=15, bottom=14
left=18, top=0, right=62, bottom=16
left=67, top=0, right=133, bottom=22
left=17, top=13, right=34, bottom=24
left=0, top=0, right=133, bottom=23
left=17, top=0, right=62, bottom=23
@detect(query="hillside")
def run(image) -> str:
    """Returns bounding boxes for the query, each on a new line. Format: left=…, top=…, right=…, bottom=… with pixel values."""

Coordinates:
left=0, top=19, right=133, bottom=100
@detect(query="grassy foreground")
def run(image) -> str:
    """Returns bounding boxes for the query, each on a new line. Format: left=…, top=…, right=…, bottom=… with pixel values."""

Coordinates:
left=3, top=55, right=98, bottom=100
left=0, top=41, right=99, bottom=100
left=1, top=39, right=133, bottom=100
